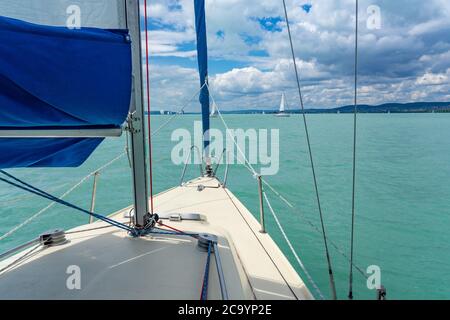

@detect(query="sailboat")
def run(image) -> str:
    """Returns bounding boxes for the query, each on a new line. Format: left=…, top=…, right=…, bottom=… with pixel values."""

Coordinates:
left=275, top=93, right=291, bottom=117
left=210, top=101, right=218, bottom=118
left=0, top=0, right=313, bottom=300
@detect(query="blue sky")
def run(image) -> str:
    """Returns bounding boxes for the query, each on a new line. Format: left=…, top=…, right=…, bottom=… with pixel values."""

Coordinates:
left=144, top=0, right=450, bottom=111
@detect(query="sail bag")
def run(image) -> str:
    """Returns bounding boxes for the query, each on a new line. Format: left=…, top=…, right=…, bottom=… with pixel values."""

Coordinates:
left=0, top=1, right=131, bottom=168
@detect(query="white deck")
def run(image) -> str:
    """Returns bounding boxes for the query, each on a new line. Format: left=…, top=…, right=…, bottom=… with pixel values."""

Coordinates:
left=0, top=177, right=313, bottom=300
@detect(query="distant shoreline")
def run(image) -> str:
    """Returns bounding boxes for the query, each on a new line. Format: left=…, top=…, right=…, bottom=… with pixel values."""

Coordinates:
left=148, top=102, right=450, bottom=115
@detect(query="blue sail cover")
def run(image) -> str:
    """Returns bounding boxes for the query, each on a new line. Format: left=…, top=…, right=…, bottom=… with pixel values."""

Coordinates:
left=0, top=16, right=132, bottom=168
left=194, top=0, right=211, bottom=150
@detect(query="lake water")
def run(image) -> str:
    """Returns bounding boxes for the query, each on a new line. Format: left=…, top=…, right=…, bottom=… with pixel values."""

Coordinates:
left=1, top=114, right=450, bottom=300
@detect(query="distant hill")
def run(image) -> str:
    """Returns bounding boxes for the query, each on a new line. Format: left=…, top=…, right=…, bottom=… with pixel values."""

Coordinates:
left=307, top=102, right=450, bottom=114
left=146, top=102, right=450, bottom=115
left=229, top=102, right=450, bottom=114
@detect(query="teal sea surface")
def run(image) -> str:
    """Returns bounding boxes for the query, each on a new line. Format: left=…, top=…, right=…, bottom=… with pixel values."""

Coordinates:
left=1, top=114, right=450, bottom=300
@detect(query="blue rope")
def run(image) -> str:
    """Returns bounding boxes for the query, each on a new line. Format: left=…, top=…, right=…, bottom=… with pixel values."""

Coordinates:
left=200, top=241, right=212, bottom=300
left=0, top=170, right=133, bottom=233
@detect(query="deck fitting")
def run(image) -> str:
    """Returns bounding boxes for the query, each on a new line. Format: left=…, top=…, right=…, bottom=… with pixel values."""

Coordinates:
left=40, top=229, right=67, bottom=247
left=197, top=233, right=218, bottom=252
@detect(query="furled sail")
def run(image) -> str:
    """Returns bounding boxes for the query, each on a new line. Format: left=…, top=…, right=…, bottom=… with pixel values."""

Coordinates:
left=0, top=3, right=131, bottom=168
left=0, top=0, right=126, bottom=28
left=194, top=0, right=211, bottom=151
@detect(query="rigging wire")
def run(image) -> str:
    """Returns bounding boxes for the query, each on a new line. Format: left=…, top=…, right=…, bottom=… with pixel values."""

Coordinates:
left=143, top=0, right=154, bottom=214
left=348, top=0, right=359, bottom=300
left=207, top=79, right=369, bottom=294
left=262, top=191, right=325, bottom=299
left=0, top=152, right=127, bottom=242
left=281, top=0, right=337, bottom=300
left=0, top=171, right=133, bottom=233
left=205, top=82, right=259, bottom=177
left=0, top=98, right=187, bottom=243
left=262, top=178, right=369, bottom=280
left=151, top=82, right=207, bottom=137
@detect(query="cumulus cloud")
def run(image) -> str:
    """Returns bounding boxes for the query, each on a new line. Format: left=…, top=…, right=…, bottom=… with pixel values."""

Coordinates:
left=145, top=0, right=450, bottom=111
left=416, top=70, right=450, bottom=85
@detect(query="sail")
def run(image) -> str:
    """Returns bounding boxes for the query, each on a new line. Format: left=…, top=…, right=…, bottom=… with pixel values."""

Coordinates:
left=0, top=8, right=131, bottom=168
left=280, top=93, right=286, bottom=113
left=0, top=0, right=126, bottom=28
left=211, top=102, right=218, bottom=116
left=194, top=0, right=211, bottom=150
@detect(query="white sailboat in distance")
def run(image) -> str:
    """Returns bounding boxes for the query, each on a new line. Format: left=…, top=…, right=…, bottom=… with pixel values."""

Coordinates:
left=275, top=92, right=291, bottom=117
left=210, top=100, right=218, bottom=118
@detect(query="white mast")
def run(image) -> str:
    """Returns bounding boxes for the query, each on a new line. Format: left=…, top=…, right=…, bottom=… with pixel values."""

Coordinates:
left=126, top=0, right=150, bottom=227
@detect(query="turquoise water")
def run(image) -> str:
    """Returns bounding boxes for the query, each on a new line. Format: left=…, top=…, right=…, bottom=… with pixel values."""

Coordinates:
left=1, top=114, right=450, bottom=300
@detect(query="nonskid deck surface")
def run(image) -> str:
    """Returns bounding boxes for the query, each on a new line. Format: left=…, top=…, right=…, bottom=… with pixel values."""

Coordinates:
left=0, top=177, right=313, bottom=300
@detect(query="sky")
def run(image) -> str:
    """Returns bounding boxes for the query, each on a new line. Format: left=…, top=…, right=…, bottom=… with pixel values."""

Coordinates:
left=143, top=0, right=450, bottom=112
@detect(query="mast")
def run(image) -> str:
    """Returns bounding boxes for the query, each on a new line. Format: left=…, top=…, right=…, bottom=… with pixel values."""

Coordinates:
left=194, top=0, right=211, bottom=162
left=125, top=0, right=150, bottom=227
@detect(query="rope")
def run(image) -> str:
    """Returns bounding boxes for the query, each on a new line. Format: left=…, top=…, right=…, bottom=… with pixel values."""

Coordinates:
left=262, top=191, right=325, bottom=299
left=143, top=0, right=154, bottom=215
left=281, top=0, right=337, bottom=300
left=0, top=152, right=126, bottom=242
left=200, top=241, right=212, bottom=300
left=206, top=81, right=369, bottom=296
left=222, top=187, right=299, bottom=299
left=349, top=0, right=359, bottom=300
left=0, top=103, right=187, bottom=243
left=157, top=222, right=199, bottom=238
left=0, top=73, right=201, bottom=242
left=0, top=171, right=133, bottom=234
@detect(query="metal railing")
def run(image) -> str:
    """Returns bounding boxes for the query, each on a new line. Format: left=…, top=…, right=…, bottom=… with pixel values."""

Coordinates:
left=180, top=145, right=204, bottom=185
left=89, top=171, right=100, bottom=224
left=221, top=155, right=230, bottom=188
left=179, top=147, right=232, bottom=188
left=0, top=229, right=66, bottom=263
left=0, top=238, right=40, bottom=262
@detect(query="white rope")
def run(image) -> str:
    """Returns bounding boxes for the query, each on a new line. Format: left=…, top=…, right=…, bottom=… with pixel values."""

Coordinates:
left=151, top=82, right=207, bottom=137
left=206, top=82, right=367, bottom=286
left=0, top=152, right=127, bottom=242
left=206, top=82, right=329, bottom=297
left=262, top=190, right=325, bottom=299
left=262, top=173, right=368, bottom=280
